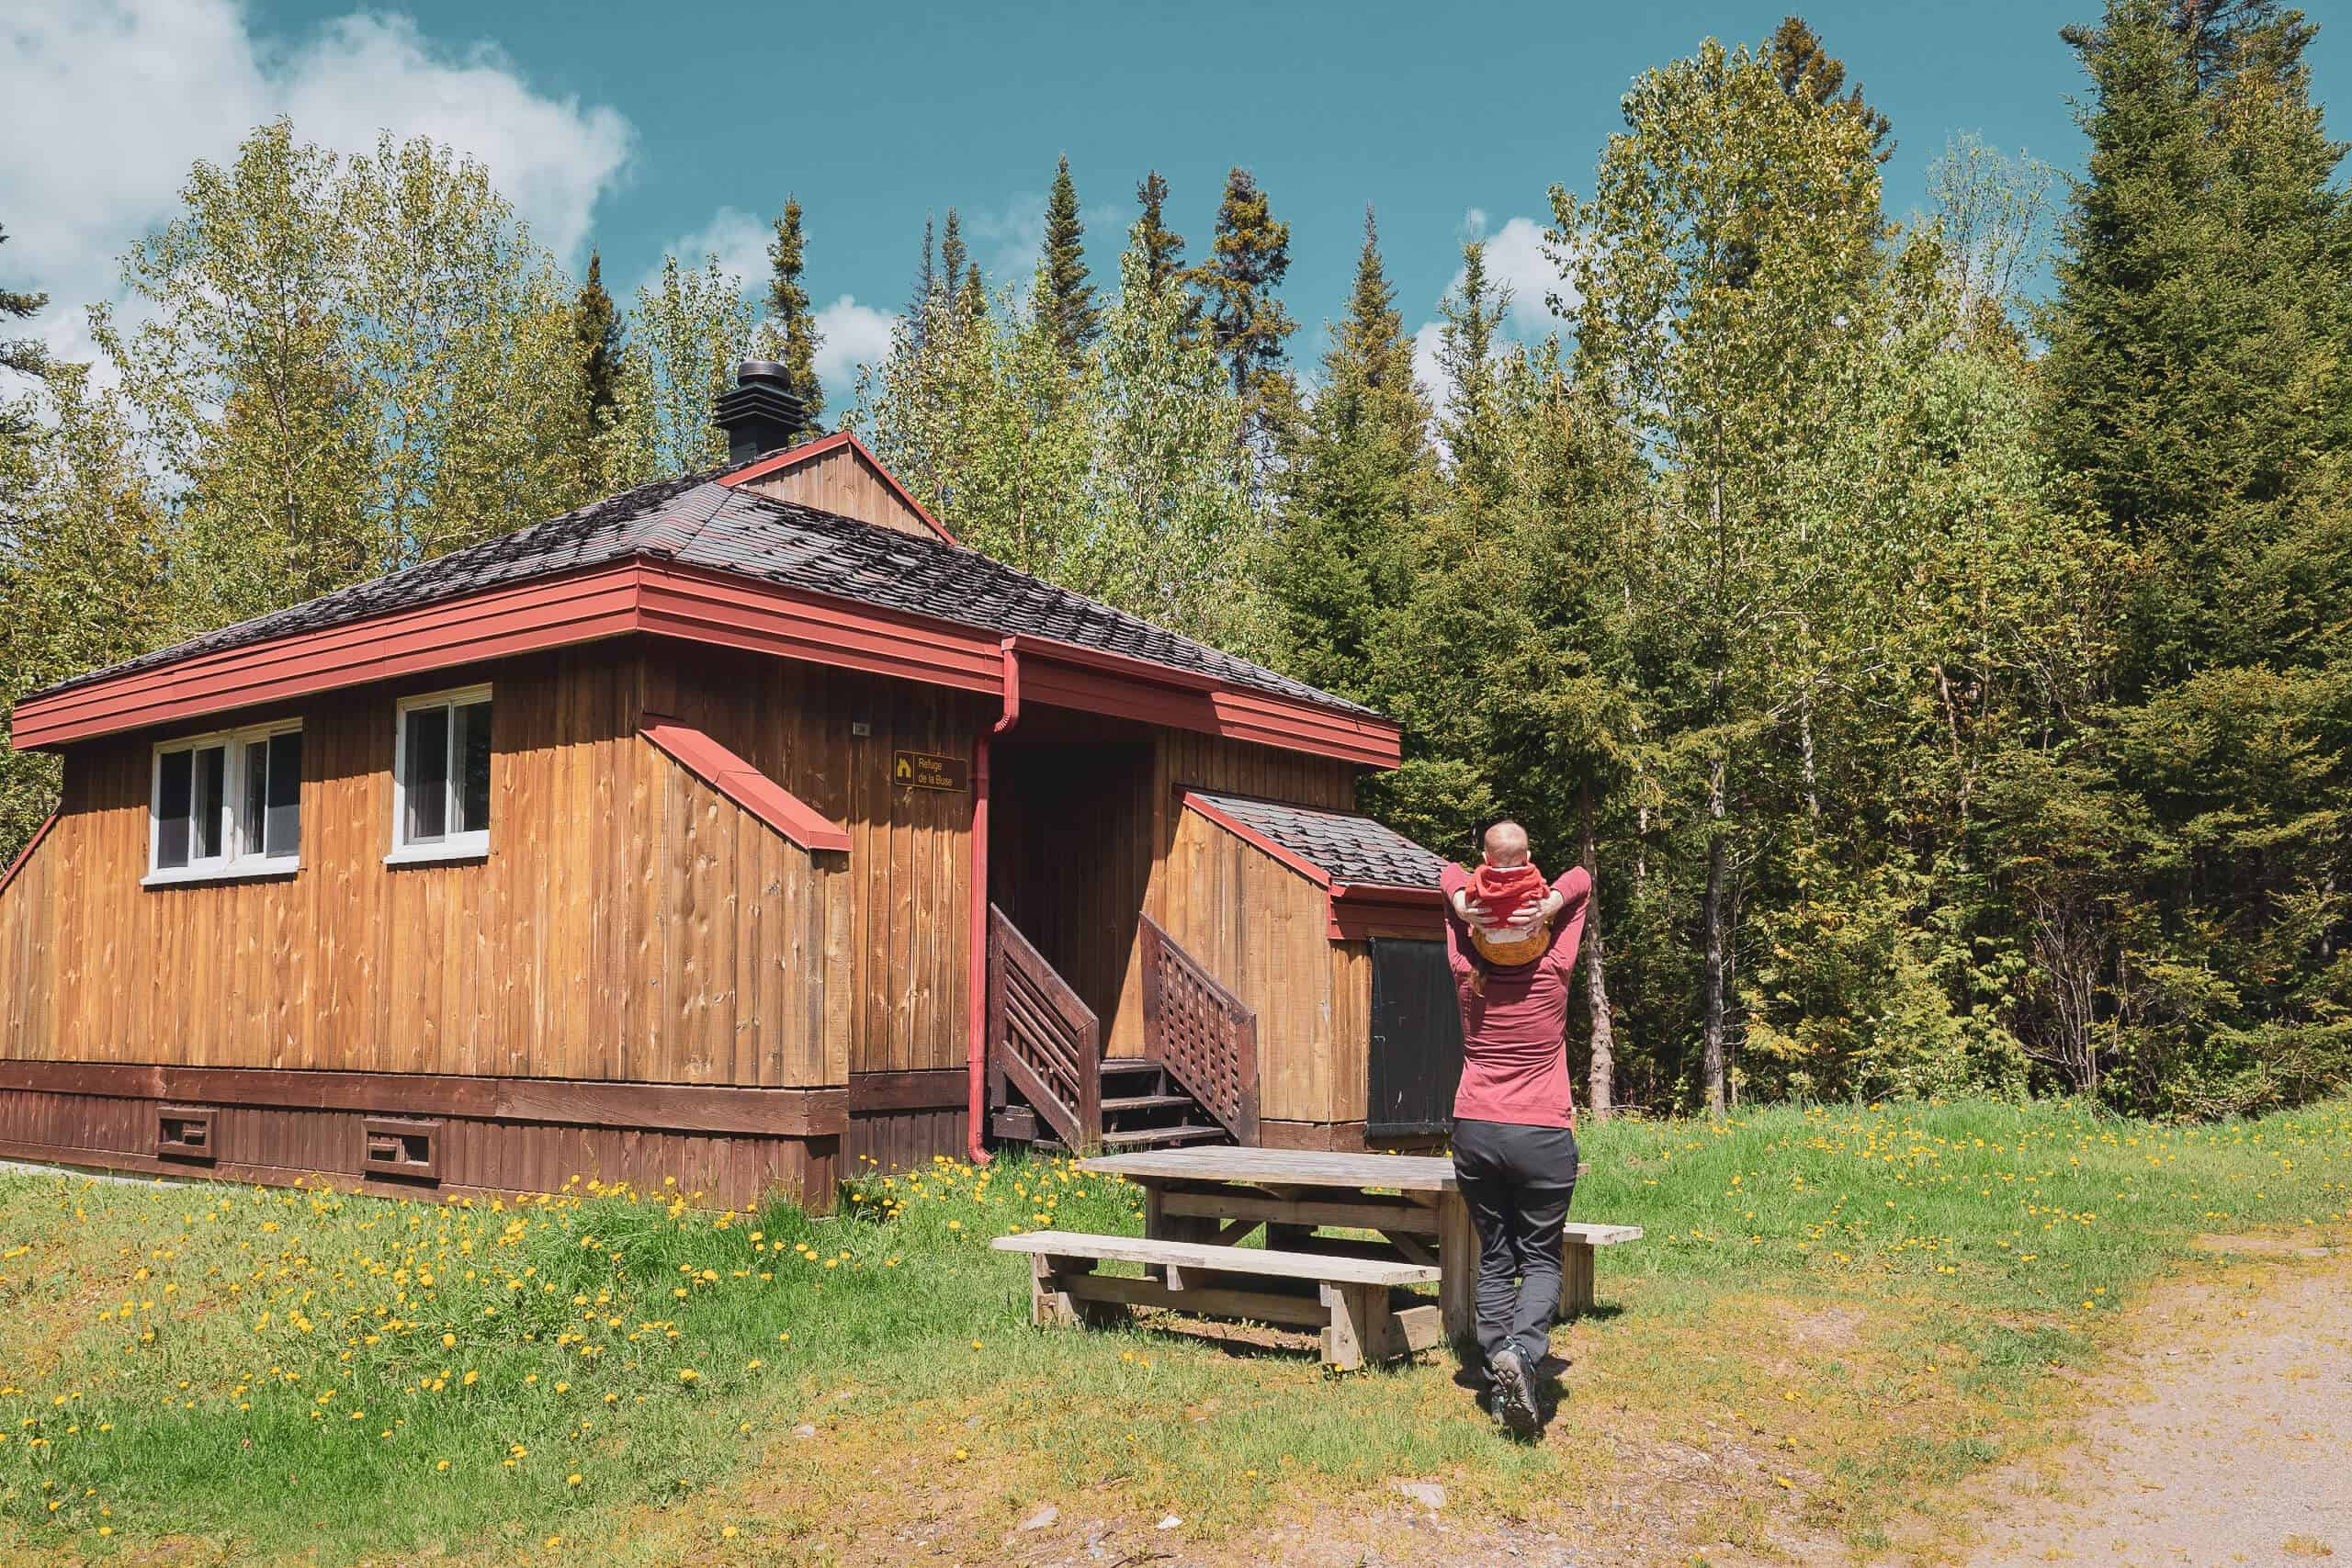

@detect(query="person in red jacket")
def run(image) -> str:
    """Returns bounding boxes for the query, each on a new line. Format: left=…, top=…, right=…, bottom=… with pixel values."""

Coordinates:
left=1442, top=818, right=1590, bottom=1438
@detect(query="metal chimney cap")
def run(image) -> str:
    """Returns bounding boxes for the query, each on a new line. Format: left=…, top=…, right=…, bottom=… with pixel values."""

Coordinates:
left=735, top=359, right=789, bottom=386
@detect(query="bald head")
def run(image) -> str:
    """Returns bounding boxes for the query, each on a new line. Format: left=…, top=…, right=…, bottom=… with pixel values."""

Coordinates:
left=1482, top=819, right=1531, bottom=868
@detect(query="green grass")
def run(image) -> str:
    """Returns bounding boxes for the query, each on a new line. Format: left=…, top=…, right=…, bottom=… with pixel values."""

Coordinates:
left=1, top=1098, right=2347, bottom=1564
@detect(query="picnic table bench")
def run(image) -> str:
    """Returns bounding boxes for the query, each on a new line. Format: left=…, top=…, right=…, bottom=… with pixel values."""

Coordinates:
left=993, top=1146, right=1642, bottom=1368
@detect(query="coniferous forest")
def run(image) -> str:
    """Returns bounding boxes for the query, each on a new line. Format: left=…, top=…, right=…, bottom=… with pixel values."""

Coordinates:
left=4, top=2, right=2347, bottom=1120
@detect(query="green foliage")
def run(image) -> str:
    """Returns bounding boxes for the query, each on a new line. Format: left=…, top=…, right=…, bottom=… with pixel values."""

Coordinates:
left=761, top=196, right=824, bottom=423
left=570, top=252, right=624, bottom=494
left=0, top=221, right=47, bottom=389
left=601, top=254, right=757, bottom=484
left=1189, top=167, right=1298, bottom=465
left=1035, top=155, right=1101, bottom=366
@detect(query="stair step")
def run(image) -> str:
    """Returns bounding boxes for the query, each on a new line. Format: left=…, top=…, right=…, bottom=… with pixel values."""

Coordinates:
left=1099, top=1123, right=1231, bottom=1149
left=1101, top=1093, right=1194, bottom=1113
left=1097, top=1058, right=1164, bottom=1080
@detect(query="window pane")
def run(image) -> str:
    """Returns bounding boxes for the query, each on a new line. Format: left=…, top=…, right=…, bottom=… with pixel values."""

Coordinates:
left=266, top=730, right=302, bottom=858
left=241, top=739, right=269, bottom=858
left=156, top=750, right=193, bottom=869
left=405, top=705, right=448, bottom=841
left=457, top=700, right=492, bottom=836
left=192, top=745, right=226, bottom=860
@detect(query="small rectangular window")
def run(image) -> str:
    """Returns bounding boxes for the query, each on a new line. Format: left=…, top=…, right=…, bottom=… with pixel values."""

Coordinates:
left=149, top=722, right=300, bottom=885
left=391, top=685, right=492, bottom=863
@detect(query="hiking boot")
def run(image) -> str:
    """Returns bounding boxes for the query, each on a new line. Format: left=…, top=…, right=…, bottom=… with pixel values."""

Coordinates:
left=1488, top=1347, right=1538, bottom=1437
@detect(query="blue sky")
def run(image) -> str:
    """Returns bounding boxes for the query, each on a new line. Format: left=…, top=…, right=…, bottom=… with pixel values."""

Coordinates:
left=7, top=1, right=2347, bottom=407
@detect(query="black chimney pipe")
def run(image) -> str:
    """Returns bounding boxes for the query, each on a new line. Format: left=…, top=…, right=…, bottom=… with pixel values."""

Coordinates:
left=712, top=360, right=808, bottom=465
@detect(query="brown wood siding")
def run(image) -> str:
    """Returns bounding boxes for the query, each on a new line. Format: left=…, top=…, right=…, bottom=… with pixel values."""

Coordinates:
left=0, top=1078, right=836, bottom=1211
left=0, top=638, right=978, bottom=1089
left=737, top=445, right=937, bottom=539
left=1157, top=803, right=1338, bottom=1123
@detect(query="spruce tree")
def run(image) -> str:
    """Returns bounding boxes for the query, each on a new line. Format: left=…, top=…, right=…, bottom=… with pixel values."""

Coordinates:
left=940, top=209, right=969, bottom=317
left=1135, top=172, right=1184, bottom=295
left=764, top=195, right=824, bottom=423
left=1190, top=167, right=1298, bottom=449
left=1036, top=154, right=1100, bottom=363
left=1269, top=207, right=1429, bottom=703
left=1, top=222, right=46, bottom=387
left=571, top=251, right=622, bottom=493
left=1435, top=239, right=1511, bottom=490
left=1768, top=17, right=1894, bottom=157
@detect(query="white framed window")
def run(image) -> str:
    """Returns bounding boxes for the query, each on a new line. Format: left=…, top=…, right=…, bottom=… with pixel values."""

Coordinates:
left=146, top=720, right=303, bottom=886
left=389, top=684, right=493, bottom=864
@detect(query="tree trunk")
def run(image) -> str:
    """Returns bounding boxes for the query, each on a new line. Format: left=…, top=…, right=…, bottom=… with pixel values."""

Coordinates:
left=1579, top=785, right=1615, bottom=1121
left=1701, top=754, right=1730, bottom=1119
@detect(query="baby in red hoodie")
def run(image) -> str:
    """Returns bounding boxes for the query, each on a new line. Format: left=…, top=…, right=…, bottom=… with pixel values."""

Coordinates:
left=1463, top=829, right=1551, bottom=996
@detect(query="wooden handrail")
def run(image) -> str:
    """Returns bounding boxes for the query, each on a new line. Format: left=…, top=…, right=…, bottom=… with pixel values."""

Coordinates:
left=987, top=905, right=1101, bottom=1149
left=1137, top=915, right=1261, bottom=1146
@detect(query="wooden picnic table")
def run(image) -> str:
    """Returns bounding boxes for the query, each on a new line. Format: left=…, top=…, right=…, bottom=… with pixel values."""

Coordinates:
left=1079, top=1145, right=1609, bottom=1348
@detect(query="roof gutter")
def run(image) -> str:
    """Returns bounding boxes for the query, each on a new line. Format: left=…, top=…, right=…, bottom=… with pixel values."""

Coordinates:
left=967, top=637, right=1021, bottom=1164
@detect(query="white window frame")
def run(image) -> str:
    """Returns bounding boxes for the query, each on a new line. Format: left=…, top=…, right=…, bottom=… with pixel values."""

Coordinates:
left=388, top=683, right=493, bottom=865
left=144, top=719, right=304, bottom=887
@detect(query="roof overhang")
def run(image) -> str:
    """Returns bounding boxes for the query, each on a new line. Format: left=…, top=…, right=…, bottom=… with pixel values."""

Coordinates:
left=1178, top=790, right=1442, bottom=940
left=10, top=560, right=1403, bottom=768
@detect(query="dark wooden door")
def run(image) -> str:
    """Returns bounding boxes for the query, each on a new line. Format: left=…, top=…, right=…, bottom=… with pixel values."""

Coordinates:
left=1367, top=938, right=1464, bottom=1136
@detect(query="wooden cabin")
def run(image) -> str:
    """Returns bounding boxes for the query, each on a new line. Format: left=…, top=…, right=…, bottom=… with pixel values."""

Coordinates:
left=0, top=364, right=1463, bottom=1210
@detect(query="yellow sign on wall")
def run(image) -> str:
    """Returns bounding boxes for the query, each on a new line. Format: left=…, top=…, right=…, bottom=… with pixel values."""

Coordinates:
left=892, top=750, right=968, bottom=792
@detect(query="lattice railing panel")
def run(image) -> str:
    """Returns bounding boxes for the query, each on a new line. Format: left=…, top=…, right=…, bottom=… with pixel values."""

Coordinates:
left=989, top=906, right=1100, bottom=1148
left=1138, top=915, right=1260, bottom=1145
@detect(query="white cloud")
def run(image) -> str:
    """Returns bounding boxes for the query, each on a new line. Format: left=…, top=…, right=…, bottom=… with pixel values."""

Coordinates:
left=642, top=206, right=772, bottom=299
left=1, top=0, right=633, bottom=372
left=1408, top=211, right=1579, bottom=417
left=812, top=295, right=896, bottom=390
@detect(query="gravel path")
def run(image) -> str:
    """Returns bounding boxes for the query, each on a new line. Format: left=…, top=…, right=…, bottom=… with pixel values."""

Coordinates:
left=1962, top=1242, right=2351, bottom=1568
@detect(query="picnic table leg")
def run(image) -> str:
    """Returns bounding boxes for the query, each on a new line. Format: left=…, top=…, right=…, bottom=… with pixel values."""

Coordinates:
left=1437, top=1191, right=1477, bottom=1351
left=1559, top=1237, right=1597, bottom=1319
left=1320, top=1281, right=1391, bottom=1371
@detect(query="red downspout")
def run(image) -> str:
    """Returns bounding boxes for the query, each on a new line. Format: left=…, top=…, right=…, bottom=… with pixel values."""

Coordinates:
left=967, top=637, right=1021, bottom=1163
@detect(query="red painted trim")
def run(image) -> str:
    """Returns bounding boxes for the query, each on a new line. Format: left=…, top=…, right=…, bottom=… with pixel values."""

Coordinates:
left=969, top=638, right=1021, bottom=1163
left=718, top=430, right=957, bottom=544
left=0, top=810, right=59, bottom=901
left=1178, top=792, right=1331, bottom=887
left=9, top=562, right=644, bottom=750
left=639, top=714, right=852, bottom=852
left=634, top=561, right=1005, bottom=695
left=12, top=560, right=1400, bottom=770
left=1327, top=882, right=1446, bottom=942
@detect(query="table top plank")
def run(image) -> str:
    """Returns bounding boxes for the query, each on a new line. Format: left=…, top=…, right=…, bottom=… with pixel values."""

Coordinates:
left=1080, top=1146, right=1459, bottom=1191
left=993, top=1229, right=1442, bottom=1287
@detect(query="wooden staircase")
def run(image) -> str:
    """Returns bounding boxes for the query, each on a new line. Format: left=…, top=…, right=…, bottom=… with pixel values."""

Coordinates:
left=985, top=905, right=1251, bottom=1155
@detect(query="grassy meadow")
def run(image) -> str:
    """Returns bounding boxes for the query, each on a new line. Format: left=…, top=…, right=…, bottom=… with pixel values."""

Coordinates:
left=2, top=1097, right=2348, bottom=1564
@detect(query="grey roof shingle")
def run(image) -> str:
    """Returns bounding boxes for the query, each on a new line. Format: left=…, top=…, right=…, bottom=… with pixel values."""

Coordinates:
left=1188, top=790, right=1445, bottom=891
left=25, top=472, right=1379, bottom=721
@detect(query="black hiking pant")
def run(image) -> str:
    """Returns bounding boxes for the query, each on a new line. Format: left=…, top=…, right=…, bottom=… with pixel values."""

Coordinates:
left=1450, top=1117, right=1578, bottom=1374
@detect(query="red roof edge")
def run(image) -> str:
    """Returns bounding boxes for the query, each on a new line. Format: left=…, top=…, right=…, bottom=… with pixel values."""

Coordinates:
left=1179, top=791, right=1332, bottom=888
left=716, top=430, right=958, bottom=545
left=1326, top=881, right=1446, bottom=942
left=639, top=714, right=853, bottom=853
left=0, top=810, right=59, bottom=901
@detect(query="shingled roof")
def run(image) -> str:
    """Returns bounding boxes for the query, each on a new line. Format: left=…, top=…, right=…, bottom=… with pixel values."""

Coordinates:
left=25, top=471, right=1377, bottom=720
left=1186, top=790, right=1446, bottom=891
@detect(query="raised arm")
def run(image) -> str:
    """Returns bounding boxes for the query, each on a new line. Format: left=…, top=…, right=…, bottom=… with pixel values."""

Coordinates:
left=1544, top=864, right=1593, bottom=975
left=1439, top=861, right=1475, bottom=977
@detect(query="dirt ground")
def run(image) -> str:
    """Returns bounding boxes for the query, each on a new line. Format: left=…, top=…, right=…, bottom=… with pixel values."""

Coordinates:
left=1949, top=1238, right=2352, bottom=1568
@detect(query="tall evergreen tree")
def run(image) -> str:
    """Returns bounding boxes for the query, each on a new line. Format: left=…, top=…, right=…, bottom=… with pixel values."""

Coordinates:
left=2030, top=0, right=2352, bottom=1111
left=1270, top=208, right=1429, bottom=704
left=0, top=222, right=47, bottom=389
left=1190, top=167, right=1298, bottom=453
left=764, top=195, right=825, bottom=423
left=1135, top=171, right=1185, bottom=297
left=1768, top=16, right=1895, bottom=158
left=1434, top=239, right=1511, bottom=489
left=571, top=251, right=623, bottom=495
left=1036, top=154, right=1100, bottom=363
left=940, top=209, right=969, bottom=316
